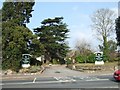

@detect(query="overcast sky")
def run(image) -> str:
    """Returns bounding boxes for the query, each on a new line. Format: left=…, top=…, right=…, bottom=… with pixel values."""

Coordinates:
left=0, top=1, right=119, bottom=51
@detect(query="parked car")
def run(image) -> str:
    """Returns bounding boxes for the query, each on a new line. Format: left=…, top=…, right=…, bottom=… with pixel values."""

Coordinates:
left=113, top=70, right=120, bottom=81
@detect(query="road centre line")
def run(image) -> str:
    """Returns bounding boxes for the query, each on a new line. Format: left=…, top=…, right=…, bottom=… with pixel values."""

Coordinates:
left=2, top=80, right=71, bottom=85
left=86, top=78, right=109, bottom=81
left=2, top=82, right=34, bottom=85
left=0, top=83, right=4, bottom=85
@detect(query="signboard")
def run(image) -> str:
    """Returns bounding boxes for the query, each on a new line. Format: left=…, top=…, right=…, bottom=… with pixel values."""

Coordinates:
left=94, top=52, right=104, bottom=65
left=21, top=54, right=31, bottom=68
left=95, top=52, right=103, bottom=61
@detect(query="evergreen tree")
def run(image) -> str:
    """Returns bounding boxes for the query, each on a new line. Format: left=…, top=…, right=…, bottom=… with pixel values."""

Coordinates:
left=2, top=1, right=35, bottom=27
left=2, top=21, right=43, bottom=70
left=34, top=17, right=69, bottom=64
left=2, top=21, right=33, bottom=70
left=2, top=1, right=38, bottom=71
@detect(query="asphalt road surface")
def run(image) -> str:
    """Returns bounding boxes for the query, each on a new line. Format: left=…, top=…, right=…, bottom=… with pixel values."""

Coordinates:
left=1, top=65, right=120, bottom=89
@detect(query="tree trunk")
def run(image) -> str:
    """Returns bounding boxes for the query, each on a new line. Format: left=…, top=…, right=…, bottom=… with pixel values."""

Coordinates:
left=44, top=52, right=51, bottom=64
left=103, top=36, right=109, bottom=61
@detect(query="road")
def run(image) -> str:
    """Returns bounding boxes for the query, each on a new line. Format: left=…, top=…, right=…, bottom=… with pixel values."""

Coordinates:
left=1, top=65, right=120, bottom=89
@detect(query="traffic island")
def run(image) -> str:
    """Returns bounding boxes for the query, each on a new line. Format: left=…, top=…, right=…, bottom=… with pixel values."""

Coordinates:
left=67, top=62, right=117, bottom=75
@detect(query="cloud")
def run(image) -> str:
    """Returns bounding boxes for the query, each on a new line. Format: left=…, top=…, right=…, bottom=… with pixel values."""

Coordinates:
left=65, top=11, right=100, bottom=50
left=67, top=8, right=118, bottom=50
left=111, top=7, right=118, bottom=17
left=67, top=23, right=97, bottom=49
left=68, top=13, right=94, bottom=42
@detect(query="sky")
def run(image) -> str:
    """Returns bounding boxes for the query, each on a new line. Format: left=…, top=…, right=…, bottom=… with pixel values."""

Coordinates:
left=26, top=2, right=118, bottom=51
left=0, top=1, right=119, bottom=51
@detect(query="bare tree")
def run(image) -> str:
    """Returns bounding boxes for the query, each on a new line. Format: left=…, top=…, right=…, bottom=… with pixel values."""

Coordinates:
left=75, top=39, right=92, bottom=55
left=91, top=8, right=116, bottom=61
left=75, top=39, right=93, bottom=63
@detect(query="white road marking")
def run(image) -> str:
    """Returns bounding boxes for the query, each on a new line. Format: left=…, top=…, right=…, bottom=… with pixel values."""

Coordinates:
left=54, top=77, right=76, bottom=82
left=33, top=78, right=36, bottom=83
left=86, top=78, right=109, bottom=81
left=54, top=77, right=60, bottom=81
left=2, top=80, right=69, bottom=85
left=0, top=83, right=4, bottom=85
left=71, top=79, right=76, bottom=82
left=2, top=77, right=110, bottom=86
left=2, top=82, right=34, bottom=85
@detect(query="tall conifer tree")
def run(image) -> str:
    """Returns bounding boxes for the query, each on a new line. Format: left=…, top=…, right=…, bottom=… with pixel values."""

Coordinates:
left=34, top=17, right=69, bottom=64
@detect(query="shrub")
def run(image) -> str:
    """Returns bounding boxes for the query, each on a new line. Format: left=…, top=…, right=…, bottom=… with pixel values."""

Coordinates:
left=66, top=59, right=72, bottom=65
left=52, top=59, right=59, bottom=64
left=29, top=66, right=41, bottom=73
left=75, top=53, right=95, bottom=63
left=76, top=55, right=87, bottom=63
left=19, top=66, right=42, bottom=73
left=87, top=53, right=95, bottom=63
left=2, top=59, right=21, bottom=72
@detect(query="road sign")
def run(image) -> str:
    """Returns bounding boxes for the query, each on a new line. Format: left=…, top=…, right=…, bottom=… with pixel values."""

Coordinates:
left=94, top=52, right=104, bottom=65
left=21, top=54, right=31, bottom=68
left=95, top=52, right=103, bottom=61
